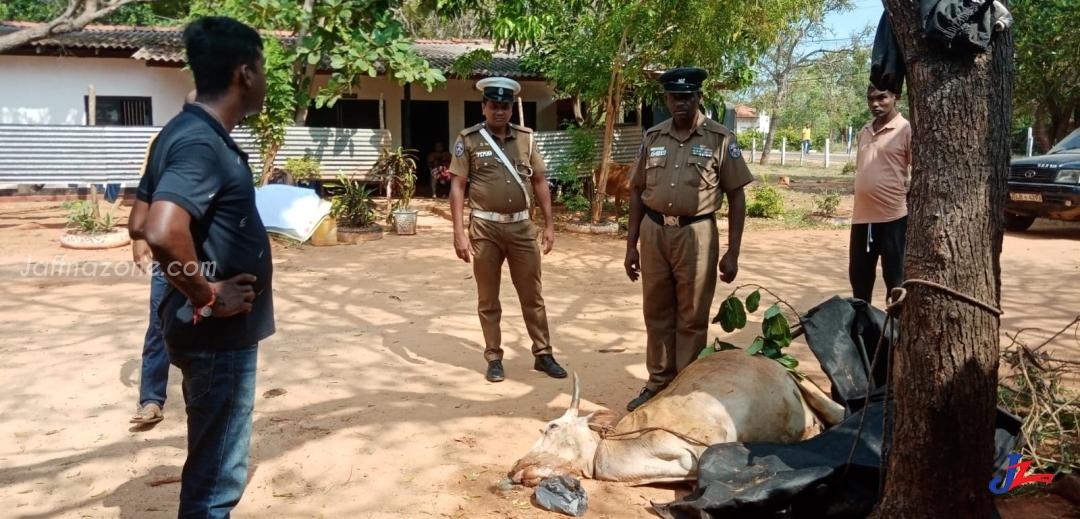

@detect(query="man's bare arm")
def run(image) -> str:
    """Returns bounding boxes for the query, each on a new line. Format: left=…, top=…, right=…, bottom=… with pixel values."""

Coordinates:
left=143, top=201, right=213, bottom=306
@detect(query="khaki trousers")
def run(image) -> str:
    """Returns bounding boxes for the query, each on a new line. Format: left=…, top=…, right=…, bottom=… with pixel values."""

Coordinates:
left=639, top=215, right=719, bottom=393
left=469, top=216, right=552, bottom=362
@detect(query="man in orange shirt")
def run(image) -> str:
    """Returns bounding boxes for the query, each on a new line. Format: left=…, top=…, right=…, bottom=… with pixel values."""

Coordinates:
left=850, top=84, right=912, bottom=305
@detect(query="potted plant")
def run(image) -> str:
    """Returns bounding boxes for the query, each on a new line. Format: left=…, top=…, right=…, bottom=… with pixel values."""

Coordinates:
left=373, top=147, right=419, bottom=235
left=59, top=187, right=131, bottom=249
left=284, top=155, right=321, bottom=190
left=324, top=173, right=382, bottom=243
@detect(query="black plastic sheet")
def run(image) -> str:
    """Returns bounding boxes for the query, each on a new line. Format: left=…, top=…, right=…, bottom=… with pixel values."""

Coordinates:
left=651, top=296, right=1024, bottom=519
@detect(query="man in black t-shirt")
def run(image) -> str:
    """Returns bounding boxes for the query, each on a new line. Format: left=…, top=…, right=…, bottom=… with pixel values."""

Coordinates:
left=128, top=16, right=273, bottom=518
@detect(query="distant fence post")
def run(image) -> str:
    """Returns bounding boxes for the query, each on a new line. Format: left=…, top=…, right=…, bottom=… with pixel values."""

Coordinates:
left=824, top=138, right=830, bottom=169
left=781, top=137, right=787, bottom=166
left=751, top=137, right=757, bottom=163
left=1027, top=126, right=1034, bottom=157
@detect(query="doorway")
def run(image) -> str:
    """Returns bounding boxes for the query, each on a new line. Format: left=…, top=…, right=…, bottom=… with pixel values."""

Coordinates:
left=401, top=100, right=450, bottom=195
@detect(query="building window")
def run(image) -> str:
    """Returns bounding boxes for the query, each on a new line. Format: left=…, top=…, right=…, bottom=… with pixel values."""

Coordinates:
left=305, top=99, right=382, bottom=129
left=84, top=96, right=153, bottom=126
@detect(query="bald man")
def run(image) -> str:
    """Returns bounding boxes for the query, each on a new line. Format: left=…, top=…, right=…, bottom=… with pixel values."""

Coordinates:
left=129, top=90, right=197, bottom=425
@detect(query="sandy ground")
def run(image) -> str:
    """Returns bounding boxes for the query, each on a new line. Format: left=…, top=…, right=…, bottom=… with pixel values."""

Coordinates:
left=0, top=199, right=1078, bottom=519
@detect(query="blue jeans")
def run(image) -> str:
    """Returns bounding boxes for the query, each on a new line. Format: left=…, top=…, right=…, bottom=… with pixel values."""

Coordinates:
left=139, top=272, right=170, bottom=408
left=167, top=344, right=258, bottom=519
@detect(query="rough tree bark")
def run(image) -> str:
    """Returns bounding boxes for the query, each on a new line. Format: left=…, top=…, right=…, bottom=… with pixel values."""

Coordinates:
left=0, top=0, right=148, bottom=55
left=867, top=1, right=1013, bottom=518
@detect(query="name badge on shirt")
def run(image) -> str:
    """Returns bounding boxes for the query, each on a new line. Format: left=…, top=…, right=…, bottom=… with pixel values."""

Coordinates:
left=691, top=145, right=713, bottom=158
left=649, top=147, right=667, bottom=157
left=475, top=151, right=493, bottom=158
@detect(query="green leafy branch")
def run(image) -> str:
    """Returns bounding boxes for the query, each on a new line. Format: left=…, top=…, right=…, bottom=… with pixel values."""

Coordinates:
left=699, top=284, right=803, bottom=377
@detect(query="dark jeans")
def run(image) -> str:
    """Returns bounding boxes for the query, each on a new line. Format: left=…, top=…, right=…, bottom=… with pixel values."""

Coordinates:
left=168, top=344, right=258, bottom=519
left=849, top=216, right=908, bottom=305
left=139, top=271, right=170, bottom=408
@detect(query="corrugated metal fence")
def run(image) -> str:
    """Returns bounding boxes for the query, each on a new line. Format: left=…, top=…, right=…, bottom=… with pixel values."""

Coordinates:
left=0, top=124, right=642, bottom=184
left=534, top=126, right=643, bottom=172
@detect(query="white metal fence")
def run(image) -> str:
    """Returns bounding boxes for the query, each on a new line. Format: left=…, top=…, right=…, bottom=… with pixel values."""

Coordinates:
left=0, top=124, right=644, bottom=185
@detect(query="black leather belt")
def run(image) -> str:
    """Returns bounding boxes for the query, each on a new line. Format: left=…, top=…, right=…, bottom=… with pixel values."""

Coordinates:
left=645, top=207, right=715, bottom=228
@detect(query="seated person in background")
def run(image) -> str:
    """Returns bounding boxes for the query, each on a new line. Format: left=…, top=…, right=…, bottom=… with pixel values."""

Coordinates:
left=429, top=142, right=453, bottom=197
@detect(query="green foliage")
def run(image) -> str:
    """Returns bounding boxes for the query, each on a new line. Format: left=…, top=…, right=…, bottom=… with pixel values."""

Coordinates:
left=1010, top=0, right=1080, bottom=150
left=0, top=0, right=169, bottom=25
left=812, top=188, right=841, bottom=216
left=283, top=155, right=322, bottom=182
left=324, top=174, right=378, bottom=227
left=61, top=199, right=118, bottom=235
left=373, top=147, right=418, bottom=221
left=737, top=129, right=763, bottom=150
left=746, top=176, right=785, bottom=218
left=841, top=160, right=857, bottom=175
left=554, top=124, right=598, bottom=215
left=700, top=287, right=801, bottom=375
left=243, top=35, right=297, bottom=167
left=464, top=0, right=822, bottom=112
left=772, top=127, right=802, bottom=151
left=189, top=0, right=451, bottom=174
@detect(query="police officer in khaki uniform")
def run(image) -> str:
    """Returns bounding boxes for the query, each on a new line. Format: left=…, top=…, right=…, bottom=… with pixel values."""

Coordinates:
left=449, top=76, right=567, bottom=383
left=623, top=67, right=754, bottom=411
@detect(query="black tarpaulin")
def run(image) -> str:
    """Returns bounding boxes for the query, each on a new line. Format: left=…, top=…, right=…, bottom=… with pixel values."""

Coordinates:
left=870, top=11, right=905, bottom=96
left=650, top=296, right=1024, bottom=519
left=922, top=0, right=1013, bottom=53
left=869, top=1, right=1013, bottom=95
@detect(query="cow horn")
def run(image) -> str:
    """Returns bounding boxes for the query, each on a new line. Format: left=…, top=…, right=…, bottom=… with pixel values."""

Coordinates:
left=566, top=372, right=580, bottom=418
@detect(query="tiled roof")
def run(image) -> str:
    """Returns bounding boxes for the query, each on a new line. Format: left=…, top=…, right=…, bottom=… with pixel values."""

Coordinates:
left=735, top=105, right=757, bottom=118
left=0, top=21, right=537, bottom=78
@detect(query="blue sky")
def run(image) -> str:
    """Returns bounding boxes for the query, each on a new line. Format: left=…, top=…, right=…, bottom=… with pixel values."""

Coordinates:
left=805, top=0, right=884, bottom=51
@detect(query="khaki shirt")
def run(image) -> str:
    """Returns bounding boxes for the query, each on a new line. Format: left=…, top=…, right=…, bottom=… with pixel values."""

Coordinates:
left=628, top=113, right=754, bottom=217
left=852, top=114, right=911, bottom=224
left=449, top=122, right=546, bottom=214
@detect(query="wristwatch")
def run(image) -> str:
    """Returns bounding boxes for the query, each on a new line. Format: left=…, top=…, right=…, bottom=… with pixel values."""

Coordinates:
left=193, top=287, right=217, bottom=324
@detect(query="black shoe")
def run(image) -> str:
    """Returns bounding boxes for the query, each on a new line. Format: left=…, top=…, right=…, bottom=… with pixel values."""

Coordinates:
left=533, top=354, right=567, bottom=378
left=627, top=388, right=657, bottom=412
left=486, top=360, right=505, bottom=382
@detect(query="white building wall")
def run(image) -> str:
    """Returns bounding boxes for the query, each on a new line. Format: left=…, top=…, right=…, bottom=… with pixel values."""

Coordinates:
left=0, top=55, right=193, bottom=126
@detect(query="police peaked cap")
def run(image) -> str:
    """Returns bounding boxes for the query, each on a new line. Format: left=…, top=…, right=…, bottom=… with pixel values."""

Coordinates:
left=477, top=77, right=521, bottom=103
left=658, top=67, right=708, bottom=93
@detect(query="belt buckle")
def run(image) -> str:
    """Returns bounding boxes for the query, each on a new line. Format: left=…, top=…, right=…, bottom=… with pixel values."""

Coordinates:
left=663, top=215, right=679, bottom=226
left=500, top=213, right=514, bottom=223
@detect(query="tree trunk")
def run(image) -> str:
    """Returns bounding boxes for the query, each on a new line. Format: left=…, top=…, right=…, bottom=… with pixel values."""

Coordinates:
left=759, top=81, right=788, bottom=165
left=592, top=25, right=631, bottom=225
left=867, top=1, right=1013, bottom=518
left=258, top=142, right=282, bottom=186
left=291, top=0, right=318, bottom=126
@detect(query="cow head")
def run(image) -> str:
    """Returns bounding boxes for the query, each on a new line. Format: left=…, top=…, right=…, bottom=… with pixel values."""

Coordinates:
left=507, top=373, right=621, bottom=487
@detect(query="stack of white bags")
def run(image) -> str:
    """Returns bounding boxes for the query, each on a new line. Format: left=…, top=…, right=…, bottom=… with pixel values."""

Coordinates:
left=254, top=184, right=332, bottom=243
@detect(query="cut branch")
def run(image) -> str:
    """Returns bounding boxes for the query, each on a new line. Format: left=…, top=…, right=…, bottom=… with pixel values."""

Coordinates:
left=0, top=0, right=149, bottom=55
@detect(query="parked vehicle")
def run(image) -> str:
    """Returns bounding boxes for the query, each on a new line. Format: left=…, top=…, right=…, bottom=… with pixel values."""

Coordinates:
left=1004, top=126, right=1080, bottom=231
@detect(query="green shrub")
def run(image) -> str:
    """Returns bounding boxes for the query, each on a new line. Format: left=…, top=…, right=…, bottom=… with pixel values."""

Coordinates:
left=774, top=128, right=802, bottom=152
left=284, top=155, right=322, bottom=182
left=746, top=176, right=785, bottom=218
left=737, top=129, right=762, bottom=150
left=842, top=161, right=857, bottom=175
left=812, top=189, right=841, bottom=216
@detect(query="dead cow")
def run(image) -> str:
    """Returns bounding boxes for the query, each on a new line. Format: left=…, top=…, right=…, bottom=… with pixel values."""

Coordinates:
left=592, top=163, right=632, bottom=219
left=507, top=349, right=845, bottom=487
